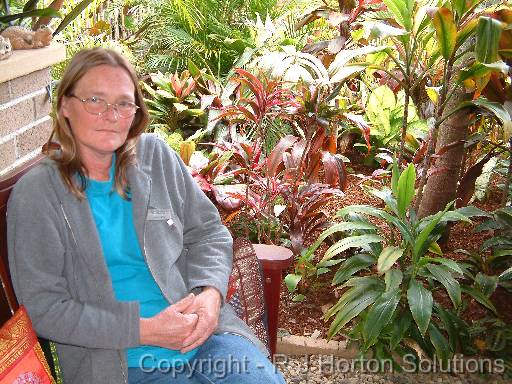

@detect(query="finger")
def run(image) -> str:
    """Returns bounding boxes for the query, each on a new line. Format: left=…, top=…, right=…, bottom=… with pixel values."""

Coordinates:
left=180, top=334, right=209, bottom=354
left=171, top=293, right=195, bottom=312
left=181, top=317, right=209, bottom=347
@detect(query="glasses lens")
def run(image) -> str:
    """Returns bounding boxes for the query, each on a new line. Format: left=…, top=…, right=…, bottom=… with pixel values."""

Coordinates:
left=117, top=102, right=138, bottom=118
left=83, top=98, right=107, bottom=115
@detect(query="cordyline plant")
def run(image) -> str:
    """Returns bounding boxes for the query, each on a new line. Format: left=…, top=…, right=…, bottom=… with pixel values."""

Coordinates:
left=209, top=68, right=349, bottom=251
left=215, top=68, right=300, bottom=150
left=299, top=162, right=494, bottom=368
left=204, top=136, right=344, bottom=252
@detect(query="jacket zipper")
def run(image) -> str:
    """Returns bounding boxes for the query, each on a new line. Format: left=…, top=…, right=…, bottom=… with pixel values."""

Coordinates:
left=61, top=204, right=128, bottom=383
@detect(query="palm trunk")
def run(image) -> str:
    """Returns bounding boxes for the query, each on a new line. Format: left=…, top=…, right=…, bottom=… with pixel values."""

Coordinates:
left=417, top=90, right=472, bottom=218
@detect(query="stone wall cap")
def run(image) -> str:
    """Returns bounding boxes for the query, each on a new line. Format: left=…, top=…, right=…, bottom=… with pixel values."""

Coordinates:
left=0, top=43, right=66, bottom=83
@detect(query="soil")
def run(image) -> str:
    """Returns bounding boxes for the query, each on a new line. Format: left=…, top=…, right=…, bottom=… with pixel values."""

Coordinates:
left=277, top=155, right=512, bottom=341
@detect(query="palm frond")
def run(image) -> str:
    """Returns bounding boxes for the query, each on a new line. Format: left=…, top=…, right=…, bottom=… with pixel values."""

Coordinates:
left=168, top=0, right=203, bottom=33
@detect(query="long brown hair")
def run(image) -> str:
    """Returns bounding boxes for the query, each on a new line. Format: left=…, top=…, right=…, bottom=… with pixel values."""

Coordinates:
left=46, top=47, right=149, bottom=199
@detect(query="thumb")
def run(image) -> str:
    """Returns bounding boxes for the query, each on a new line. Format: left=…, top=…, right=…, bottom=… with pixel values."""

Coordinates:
left=172, top=293, right=195, bottom=312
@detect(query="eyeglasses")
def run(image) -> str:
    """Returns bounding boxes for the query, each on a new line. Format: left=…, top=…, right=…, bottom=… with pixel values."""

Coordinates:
left=68, top=94, right=140, bottom=118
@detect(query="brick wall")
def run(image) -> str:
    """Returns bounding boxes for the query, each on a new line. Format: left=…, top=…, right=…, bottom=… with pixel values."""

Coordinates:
left=0, top=45, right=65, bottom=176
left=0, top=69, right=53, bottom=174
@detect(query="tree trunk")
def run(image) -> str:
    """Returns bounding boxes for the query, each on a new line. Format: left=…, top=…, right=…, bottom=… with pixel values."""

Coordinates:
left=417, top=90, right=472, bottom=218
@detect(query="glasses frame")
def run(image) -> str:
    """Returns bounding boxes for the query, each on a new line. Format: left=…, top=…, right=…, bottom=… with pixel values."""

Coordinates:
left=68, top=94, right=140, bottom=118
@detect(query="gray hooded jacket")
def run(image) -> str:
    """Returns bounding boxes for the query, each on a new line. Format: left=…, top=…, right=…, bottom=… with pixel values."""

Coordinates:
left=7, top=133, right=265, bottom=383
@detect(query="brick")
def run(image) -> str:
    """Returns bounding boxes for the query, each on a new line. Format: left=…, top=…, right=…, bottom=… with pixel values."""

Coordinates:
left=16, top=118, right=52, bottom=158
left=0, top=98, right=34, bottom=137
left=9, top=68, right=50, bottom=97
left=0, top=81, right=10, bottom=104
left=0, top=138, right=16, bottom=172
left=33, top=92, right=51, bottom=120
left=276, top=335, right=359, bottom=358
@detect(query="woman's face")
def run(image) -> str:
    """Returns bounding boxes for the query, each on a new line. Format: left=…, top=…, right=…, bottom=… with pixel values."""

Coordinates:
left=61, top=64, right=136, bottom=160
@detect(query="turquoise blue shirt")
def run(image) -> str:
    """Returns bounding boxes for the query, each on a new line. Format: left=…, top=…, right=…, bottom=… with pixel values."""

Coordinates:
left=85, top=158, right=198, bottom=368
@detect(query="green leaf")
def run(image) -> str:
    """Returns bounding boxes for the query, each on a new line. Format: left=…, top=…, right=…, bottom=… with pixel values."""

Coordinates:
left=382, top=0, right=414, bottom=31
left=322, top=234, right=384, bottom=262
left=317, top=267, right=330, bottom=276
left=366, top=85, right=395, bottom=140
left=428, top=242, right=443, bottom=255
left=407, top=279, right=433, bottom=336
left=292, top=294, right=305, bottom=302
left=385, top=269, right=403, bottom=292
left=452, top=0, right=466, bottom=19
left=181, top=108, right=205, bottom=117
left=284, top=274, right=302, bottom=292
left=439, top=210, right=472, bottom=224
left=332, top=254, right=375, bottom=285
left=499, top=266, right=512, bottom=281
left=341, top=276, right=384, bottom=289
left=459, top=61, right=510, bottom=83
left=327, top=287, right=382, bottom=337
left=187, top=59, right=202, bottom=78
left=421, top=257, right=464, bottom=274
left=426, top=264, right=461, bottom=308
left=337, top=205, right=414, bottom=246
left=396, top=163, right=416, bottom=218
left=363, top=289, right=401, bottom=350
left=452, top=205, right=492, bottom=219
left=482, top=237, right=512, bottom=251
left=317, top=259, right=344, bottom=268
left=450, top=98, right=511, bottom=126
left=330, top=64, right=369, bottom=83
left=0, top=7, right=60, bottom=23
left=390, top=310, right=412, bottom=350
left=435, top=304, right=458, bottom=352
left=305, top=221, right=377, bottom=260
left=492, top=249, right=512, bottom=258
left=53, top=0, right=95, bottom=36
left=475, top=273, right=498, bottom=297
left=365, top=21, right=409, bottom=40
left=428, top=322, right=451, bottom=363
left=432, top=7, right=457, bottom=60
left=475, top=17, right=504, bottom=64
left=459, top=285, right=497, bottom=315
left=377, top=246, right=405, bottom=274
left=414, top=203, right=452, bottom=261
left=366, top=187, right=399, bottom=216
left=328, top=46, right=389, bottom=77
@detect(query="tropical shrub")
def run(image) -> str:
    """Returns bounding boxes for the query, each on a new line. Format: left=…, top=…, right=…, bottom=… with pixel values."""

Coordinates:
left=200, top=135, right=344, bottom=251
left=132, top=0, right=279, bottom=77
left=361, top=85, right=427, bottom=159
left=460, top=206, right=512, bottom=293
left=298, top=162, right=490, bottom=368
left=142, top=70, right=209, bottom=139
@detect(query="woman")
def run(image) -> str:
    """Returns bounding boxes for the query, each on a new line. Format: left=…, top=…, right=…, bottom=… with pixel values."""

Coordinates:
left=7, top=48, right=285, bottom=384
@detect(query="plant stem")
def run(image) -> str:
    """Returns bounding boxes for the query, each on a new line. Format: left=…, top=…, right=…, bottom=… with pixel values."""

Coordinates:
left=501, top=138, right=512, bottom=207
left=398, top=38, right=411, bottom=166
left=398, top=80, right=410, bottom=166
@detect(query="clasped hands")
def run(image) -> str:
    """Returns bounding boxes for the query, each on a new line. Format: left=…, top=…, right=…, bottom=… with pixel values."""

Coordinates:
left=139, top=287, right=221, bottom=353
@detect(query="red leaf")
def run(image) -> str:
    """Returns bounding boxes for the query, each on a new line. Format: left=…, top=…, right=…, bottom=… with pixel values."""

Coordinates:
left=267, top=135, right=299, bottom=176
left=322, top=152, right=348, bottom=190
left=455, top=151, right=496, bottom=208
